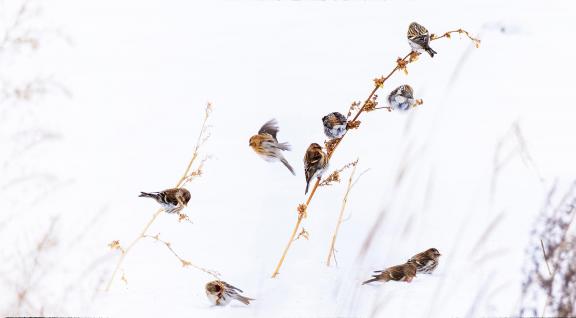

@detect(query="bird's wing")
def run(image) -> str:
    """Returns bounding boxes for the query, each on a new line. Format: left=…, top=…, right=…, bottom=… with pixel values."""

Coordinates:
left=222, top=281, right=244, bottom=293
left=258, top=119, right=279, bottom=140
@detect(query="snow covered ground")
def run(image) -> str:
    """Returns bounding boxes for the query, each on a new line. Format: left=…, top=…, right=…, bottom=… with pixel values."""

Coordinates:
left=2, top=0, right=576, bottom=317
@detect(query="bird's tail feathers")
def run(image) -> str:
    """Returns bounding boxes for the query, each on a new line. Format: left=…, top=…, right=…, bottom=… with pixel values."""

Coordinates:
left=281, top=157, right=296, bottom=176
left=362, top=277, right=379, bottom=285
left=139, top=192, right=159, bottom=199
left=425, top=46, right=437, bottom=57
left=234, top=294, right=254, bottom=305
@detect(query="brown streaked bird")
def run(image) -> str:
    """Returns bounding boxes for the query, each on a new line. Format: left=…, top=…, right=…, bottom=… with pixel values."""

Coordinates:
left=407, top=248, right=441, bottom=274
left=205, top=280, right=254, bottom=306
left=139, top=187, right=191, bottom=213
left=362, top=262, right=417, bottom=285
left=249, top=119, right=295, bottom=175
left=407, top=22, right=437, bottom=57
left=303, top=143, right=329, bottom=194
left=388, top=84, right=416, bottom=111
left=322, top=112, right=348, bottom=139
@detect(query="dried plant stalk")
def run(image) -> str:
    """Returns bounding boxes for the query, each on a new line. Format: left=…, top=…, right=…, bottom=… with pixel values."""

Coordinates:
left=326, top=159, right=360, bottom=266
left=143, top=234, right=220, bottom=278
left=271, top=28, right=480, bottom=278
left=105, top=103, right=214, bottom=291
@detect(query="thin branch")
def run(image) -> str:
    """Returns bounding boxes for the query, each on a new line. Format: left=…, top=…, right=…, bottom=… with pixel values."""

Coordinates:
left=143, top=234, right=220, bottom=278
left=105, top=102, right=213, bottom=291
left=270, top=27, right=480, bottom=278
left=540, top=239, right=553, bottom=277
left=326, top=159, right=361, bottom=266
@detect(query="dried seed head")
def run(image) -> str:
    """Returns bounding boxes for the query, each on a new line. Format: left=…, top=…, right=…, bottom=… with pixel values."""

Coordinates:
left=374, top=77, right=385, bottom=88
left=347, top=120, right=361, bottom=130
left=297, top=204, right=307, bottom=218
left=108, top=240, right=121, bottom=250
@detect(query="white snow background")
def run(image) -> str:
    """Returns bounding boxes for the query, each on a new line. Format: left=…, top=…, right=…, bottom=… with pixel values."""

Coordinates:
left=1, top=0, right=576, bottom=317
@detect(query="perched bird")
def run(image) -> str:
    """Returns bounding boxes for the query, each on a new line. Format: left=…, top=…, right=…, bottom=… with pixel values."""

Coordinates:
left=303, top=143, right=329, bottom=194
left=205, top=280, right=254, bottom=306
left=362, top=262, right=417, bottom=285
left=139, top=188, right=191, bottom=213
left=407, top=22, right=437, bottom=57
left=249, top=119, right=295, bottom=175
left=388, top=85, right=416, bottom=111
left=322, top=112, right=348, bottom=139
left=407, top=248, right=441, bottom=274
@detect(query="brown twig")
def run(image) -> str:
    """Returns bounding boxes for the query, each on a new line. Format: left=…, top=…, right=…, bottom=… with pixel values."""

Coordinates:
left=270, top=27, right=480, bottom=278
left=105, top=102, right=213, bottom=291
left=431, top=29, right=481, bottom=48
left=143, top=234, right=220, bottom=278
left=326, top=159, right=360, bottom=266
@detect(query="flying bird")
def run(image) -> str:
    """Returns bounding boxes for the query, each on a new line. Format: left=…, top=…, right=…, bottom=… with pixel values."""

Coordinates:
left=303, top=143, right=329, bottom=194
left=205, top=280, right=254, bottom=306
left=407, top=22, right=437, bottom=57
left=139, top=187, right=190, bottom=213
left=249, top=119, right=295, bottom=175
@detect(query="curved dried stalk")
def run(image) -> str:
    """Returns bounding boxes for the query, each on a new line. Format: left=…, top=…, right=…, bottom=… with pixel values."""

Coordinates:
left=326, top=159, right=362, bottom=266
left=105, top=103, right=213, bottom=291
left=271, top=28, right=480, bottom=278
left=143, top=234, right=220, bottom=278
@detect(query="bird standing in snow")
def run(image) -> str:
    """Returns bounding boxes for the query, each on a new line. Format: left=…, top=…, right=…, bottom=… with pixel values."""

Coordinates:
left=249, top=119, right=295, bottom=175
left=407, top=248, right=441, bottom=274
left=205, top=280, right=254, bottom=306
left=139, top=188, right=190, bottom=213
left=322, top=112, right=348, bottom=139
left=362, top=262, right=417, bottom=285
left=303, top=143, right=329, bottom=194
left=388, top=84, right=416, bottom=111
left=407, top=22, right=437, bottom=57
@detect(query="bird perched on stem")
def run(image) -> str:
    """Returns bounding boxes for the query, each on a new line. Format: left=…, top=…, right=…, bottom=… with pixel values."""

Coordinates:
left=139, top=188, right=190, bottom=213
left=205, top=280, right=254, bottom=306
left=388, top=85, right=416, bottom=111
left=249, top=119, right=295, bottom=175
left=304, top=143, right=329, bottom=194
left=362, top=262, right=417, bottom=285
left=322, top=112, right=348, bottom=139
left=407, top=248, right=441, bottom=274
left=407, top=22, right=437, bottom=57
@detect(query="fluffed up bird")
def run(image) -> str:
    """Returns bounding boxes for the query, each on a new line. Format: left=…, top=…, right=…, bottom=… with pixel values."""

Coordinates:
left=249, top=119, right=295, bottom=175
left=322, top=112, right=347, bottom=139
left=139, top=187, right=191, bottom=213
left=303, top=143, right=329, bottom=194
left=407, top=22, right=437, bottom=57
left=205, top=280, right=254, bottom=306
left=407, top=248, right=441, bottom=274
left=362, top=262, right=417, bottom=285
left=388, top=85, right=416, bottom=111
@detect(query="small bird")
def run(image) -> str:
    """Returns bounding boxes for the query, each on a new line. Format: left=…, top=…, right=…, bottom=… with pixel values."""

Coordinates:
left=249, top=119, right=295, bottom=175
left=388, top=85, right=416, bottom=111
left=407, top=22, right=437, bottom=57
left=303, top=143, right=329, bottom=194
left=139, top=188, right=191, bottom=213
left=407, top=248, right=441, bottom=274
left=362, top=262, right=417, bottom=285
left=205, top=280, right=254, bottom=306
left=322, top=112, right=348, bottom=139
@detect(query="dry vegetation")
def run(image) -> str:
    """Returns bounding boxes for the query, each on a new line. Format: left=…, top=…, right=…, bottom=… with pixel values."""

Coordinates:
left=271, top=28, right=481, bottom=278
left=520, top=182, right=576, bottom=317
left=105, top=102, right=220, bottom=291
